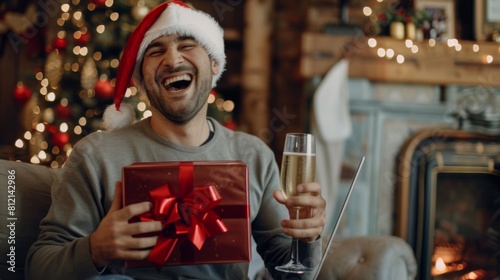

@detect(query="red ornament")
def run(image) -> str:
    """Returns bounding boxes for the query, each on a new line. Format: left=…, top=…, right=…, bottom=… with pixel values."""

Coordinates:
left=53, top=132, right=70, bottom=148
left=45, top=124, right=58, bottom=135
left=56, top=104, right=72, bottom=119
left=210, top=89, right=219, bottom=98
left=223, top=119, right=238, bottom=130
left=75, top=32, right=91, bottom=46
left=13, top=83, right=32, bottom=104
left=53, top=37, right=67, bottom=50
left=94, top=79, right=114, bottom=100
left=90, top=0, right=106, bottom=7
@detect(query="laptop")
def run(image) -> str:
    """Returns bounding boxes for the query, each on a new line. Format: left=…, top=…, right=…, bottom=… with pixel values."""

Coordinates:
left=312, top=156, right=365, bottom=280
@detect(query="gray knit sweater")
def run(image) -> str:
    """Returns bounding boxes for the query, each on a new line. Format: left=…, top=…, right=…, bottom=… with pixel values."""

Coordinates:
left=26, top=118, right=321, bottom=280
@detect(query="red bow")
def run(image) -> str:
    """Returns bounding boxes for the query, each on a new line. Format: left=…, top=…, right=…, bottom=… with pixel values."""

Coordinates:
left=138, top=162, right=228, bottom=266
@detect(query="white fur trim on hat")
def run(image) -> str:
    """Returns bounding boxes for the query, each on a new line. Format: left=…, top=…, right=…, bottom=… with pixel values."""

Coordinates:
left=133, top=4, right=226, bottom=92
left=102, top=102, right=135, bottom=131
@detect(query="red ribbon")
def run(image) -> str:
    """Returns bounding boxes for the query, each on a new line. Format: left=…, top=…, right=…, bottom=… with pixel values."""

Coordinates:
left=138, top=162, right=228, bottom=266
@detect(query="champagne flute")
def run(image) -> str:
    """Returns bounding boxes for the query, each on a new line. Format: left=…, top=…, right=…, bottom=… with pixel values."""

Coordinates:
left=275, top=133, right=316, bottom=274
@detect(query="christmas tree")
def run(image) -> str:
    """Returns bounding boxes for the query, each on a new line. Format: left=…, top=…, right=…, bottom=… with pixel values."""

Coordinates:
left=14, top=0, right=237, bottom=168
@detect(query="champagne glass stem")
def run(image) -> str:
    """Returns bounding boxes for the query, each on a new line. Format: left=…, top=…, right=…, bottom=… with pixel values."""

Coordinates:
left=290, top=208, right=301, bottom=264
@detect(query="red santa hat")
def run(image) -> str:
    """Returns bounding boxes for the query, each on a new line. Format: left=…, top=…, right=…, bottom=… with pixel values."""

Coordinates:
left=102, top=0, right=226, bottom=130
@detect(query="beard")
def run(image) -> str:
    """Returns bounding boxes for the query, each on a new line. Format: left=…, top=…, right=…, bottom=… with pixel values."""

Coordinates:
left=144, top=65, right=212, bottom=124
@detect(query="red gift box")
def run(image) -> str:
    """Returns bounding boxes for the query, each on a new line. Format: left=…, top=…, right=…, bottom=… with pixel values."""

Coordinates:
left=122, top=161, right=251, bottom=268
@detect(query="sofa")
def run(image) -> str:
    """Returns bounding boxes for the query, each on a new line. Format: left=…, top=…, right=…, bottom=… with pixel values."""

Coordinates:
left=0, top=159, right=417, bottom=280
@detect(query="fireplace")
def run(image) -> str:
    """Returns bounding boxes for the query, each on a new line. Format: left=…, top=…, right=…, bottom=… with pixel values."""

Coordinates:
left=395, top=128, right=500, bottom=279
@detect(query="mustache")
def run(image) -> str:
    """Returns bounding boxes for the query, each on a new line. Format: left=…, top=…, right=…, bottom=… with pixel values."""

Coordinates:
left=158, top=65, right=196, bottom=77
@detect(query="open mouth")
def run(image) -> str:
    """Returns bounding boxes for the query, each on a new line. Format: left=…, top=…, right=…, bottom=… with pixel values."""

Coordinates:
left=163, top=74, right=192, bottom=91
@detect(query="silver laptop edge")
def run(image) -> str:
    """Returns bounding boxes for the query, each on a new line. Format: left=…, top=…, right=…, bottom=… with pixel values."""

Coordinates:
left=312, top=156, right=365, bottom=280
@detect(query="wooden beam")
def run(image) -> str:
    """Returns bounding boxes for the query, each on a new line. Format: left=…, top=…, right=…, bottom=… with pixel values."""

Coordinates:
left=301, top=32, right=500, bottom=87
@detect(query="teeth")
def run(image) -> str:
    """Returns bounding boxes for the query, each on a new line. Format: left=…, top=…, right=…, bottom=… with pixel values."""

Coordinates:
left=164, top=74, right=191, bottom=87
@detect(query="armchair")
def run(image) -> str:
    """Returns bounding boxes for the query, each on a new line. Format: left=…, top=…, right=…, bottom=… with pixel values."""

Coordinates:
left=0, top=160, right=417, bottom=279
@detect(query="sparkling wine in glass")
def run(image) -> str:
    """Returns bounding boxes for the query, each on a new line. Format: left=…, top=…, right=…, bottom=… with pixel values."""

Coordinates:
left=275, top=133, right=316, bottom=274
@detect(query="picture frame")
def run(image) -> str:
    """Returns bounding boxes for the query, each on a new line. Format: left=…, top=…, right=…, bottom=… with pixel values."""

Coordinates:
left=415, top=0, right=456, bottom=41
left=475, top=0, right=500, bottom=41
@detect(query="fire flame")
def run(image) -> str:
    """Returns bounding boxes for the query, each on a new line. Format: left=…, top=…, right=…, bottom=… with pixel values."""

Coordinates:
left=466, top=272, right=478, bottom=279
left=435, top=257, right=446, bottom=272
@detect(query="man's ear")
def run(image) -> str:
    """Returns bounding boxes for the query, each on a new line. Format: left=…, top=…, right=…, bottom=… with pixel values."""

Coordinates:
left=211, top=60, right=220, bottom=76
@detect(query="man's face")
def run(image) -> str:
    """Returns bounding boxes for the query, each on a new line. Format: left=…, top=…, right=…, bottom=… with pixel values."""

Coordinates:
left=141, top=34, right=219, bottom=124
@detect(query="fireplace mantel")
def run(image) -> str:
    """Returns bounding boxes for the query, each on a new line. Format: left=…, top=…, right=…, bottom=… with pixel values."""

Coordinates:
left=301, top=33, right=500, bottom=87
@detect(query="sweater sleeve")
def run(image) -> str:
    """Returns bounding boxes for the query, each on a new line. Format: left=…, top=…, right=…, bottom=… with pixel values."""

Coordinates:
left=26, top=138, right=109, bottom=280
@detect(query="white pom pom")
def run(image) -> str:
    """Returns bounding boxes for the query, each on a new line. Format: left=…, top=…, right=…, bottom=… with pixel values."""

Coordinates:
left=102, top=102, right=135, bottom=131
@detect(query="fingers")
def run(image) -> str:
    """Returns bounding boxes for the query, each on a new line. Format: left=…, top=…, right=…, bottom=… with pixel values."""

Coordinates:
left=275, top=182, right=326, bottom=242
left=116, top=201, right=154, bottom=221
left=124, top=220, right=163, bottom=236
left=283, top=227, right=323, bottom=243
left=281, top=213, right=325, bottom=243
left=273, top=189, right=286, bottom=204
left=90, top=183, right=163, bottom=267
left=280, top=182, right=325, bottom=209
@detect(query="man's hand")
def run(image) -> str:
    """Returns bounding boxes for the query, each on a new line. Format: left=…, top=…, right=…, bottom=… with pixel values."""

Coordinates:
left=90, top=182, right=162, bottom=267
left=273, top=182, right=326, bottom=243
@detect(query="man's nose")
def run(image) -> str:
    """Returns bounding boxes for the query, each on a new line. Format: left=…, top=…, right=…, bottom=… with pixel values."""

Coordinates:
left=161, top=48, right=184, bottom=68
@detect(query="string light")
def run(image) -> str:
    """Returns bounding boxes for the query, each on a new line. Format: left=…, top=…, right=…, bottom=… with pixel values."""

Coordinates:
left=485, top=55, right=493, bottom=64
left=405, top=39, right=413, bottom=48
left=142, top=110, right=152, bottom=119
left=30, top=156, right=41, bottom=164
left=61, top=3, right=70, bottom=12
left=40, top=141, right=48, bottom=150
left=360, top=3, right=496, bottom=67
left=368, top=38, right=377, bottom=48
left=215, top=98, right=224, bottom=110
left=74, top=126, right=83, bottom=135
left=38, top=151, right=48, bottom=160
left=73, top=11, right=83, bottom=21
left=60, top=123, right=69, bottom=133
left=411, top=45, right=419, bottom=53
left=61, top=12, right=70, bottom=21
left=24, top=131, right=32, bottom=140
left=110, top=12, right=119, bottom=21
left=363, top=7, right=372, bottom=16
left=93, top=52, right=102, bottom=61
left=96, top=24, right=105, bottom=34
left=386, top=48, right=395, bottom=59
left=110, top=59, right=119, bottom=68
left=41, top=78, right=49, bottom=87
left=208, top=93, right=216, bottom=103
left=223, top=100, right=235, bottom=112
left=137, top=102, right=147, bottom=111
left=78, top=117, right=87, bottom=126
left=15, top=139, right=24, bottom=148
left=377, top=48, right=386, bottom=57
left=46, top=92, right=56, bottom=102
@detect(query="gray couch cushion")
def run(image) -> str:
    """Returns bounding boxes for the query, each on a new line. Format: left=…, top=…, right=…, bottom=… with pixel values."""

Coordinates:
left=0, top=160, right=58, bottom=279
left=318, top=235, right=418, bottom=279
